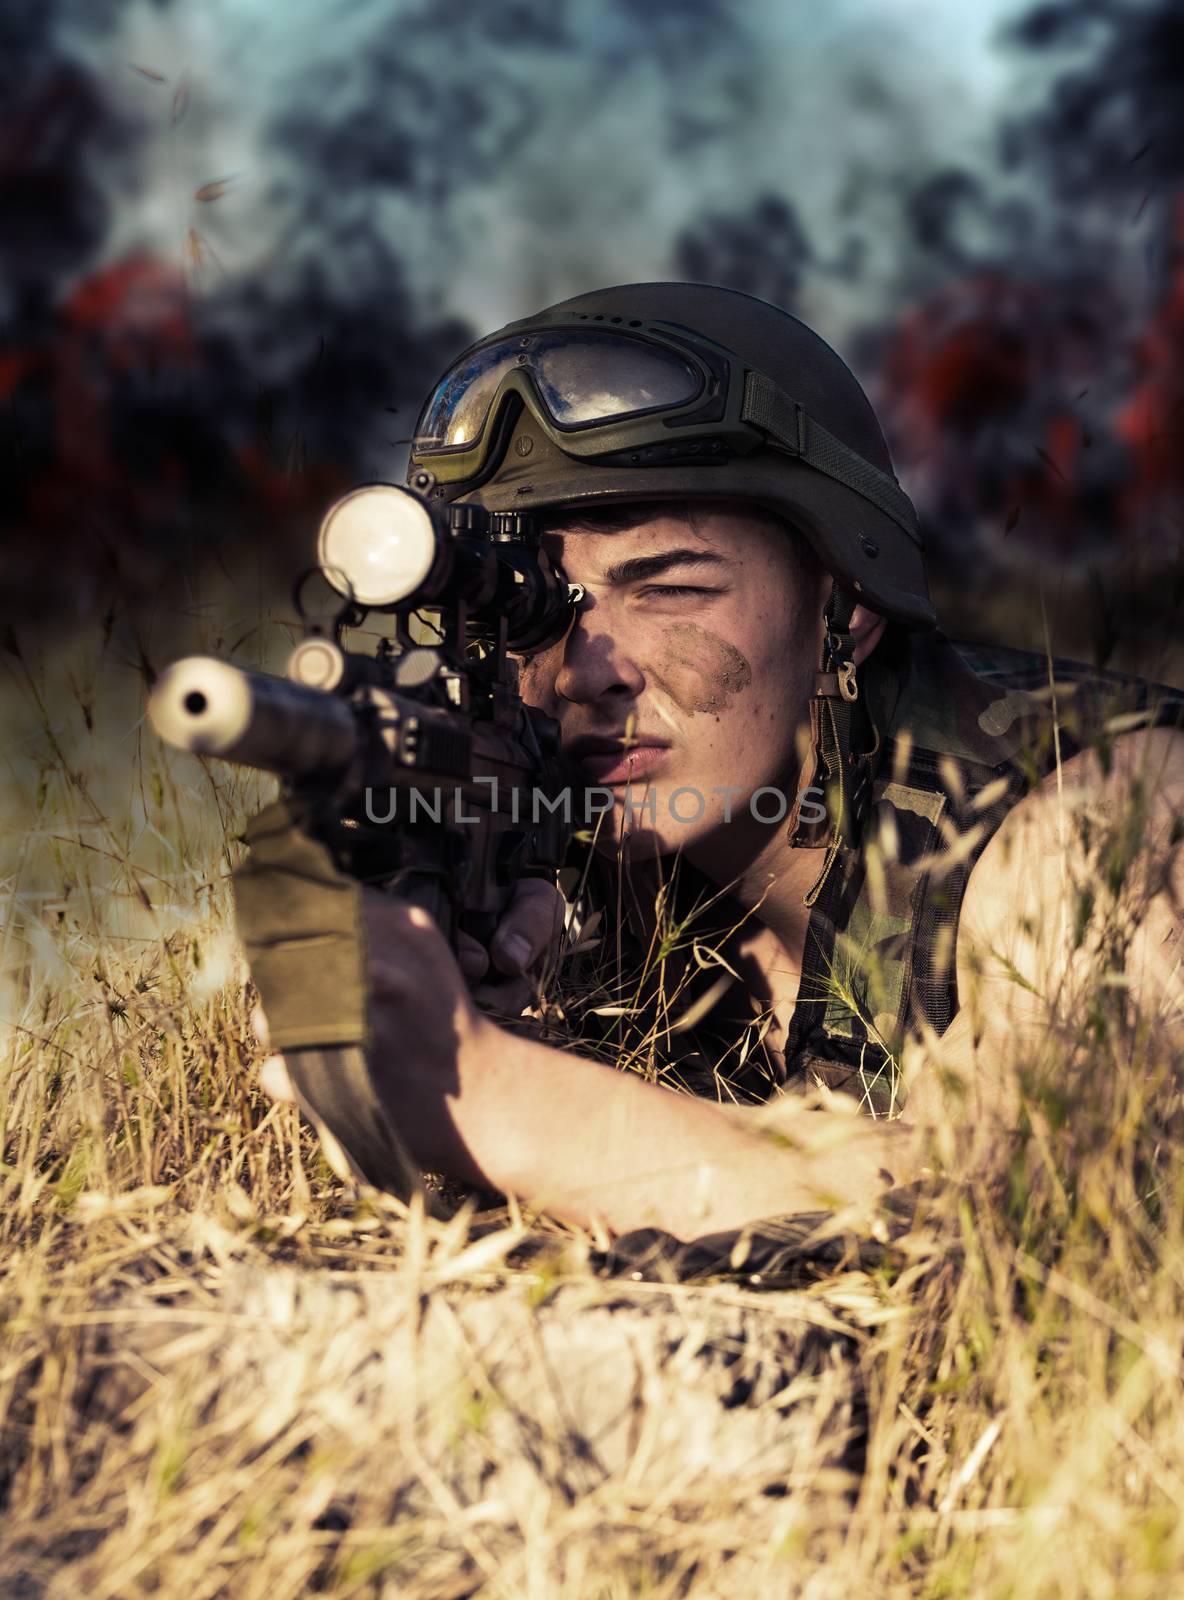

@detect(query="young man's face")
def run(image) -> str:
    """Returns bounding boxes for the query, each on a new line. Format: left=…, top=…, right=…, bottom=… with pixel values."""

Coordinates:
left=517, top=502, right=830, bottom=874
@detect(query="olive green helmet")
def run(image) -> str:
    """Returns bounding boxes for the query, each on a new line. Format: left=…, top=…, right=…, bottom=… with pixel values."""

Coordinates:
left=407, top=281, right=935, bottom=629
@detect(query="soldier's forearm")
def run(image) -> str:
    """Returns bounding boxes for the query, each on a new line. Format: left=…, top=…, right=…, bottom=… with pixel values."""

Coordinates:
left=433, top=1030, right=918, bottom=1240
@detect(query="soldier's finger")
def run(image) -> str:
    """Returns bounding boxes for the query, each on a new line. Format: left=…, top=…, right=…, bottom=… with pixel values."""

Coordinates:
left=490, top=878, right=565, bottom=976
left=259, top=1052, right=297, bottom=1104
left=472, top=975, right=533, bottom=1016
left=251, top=1003, right=271, bottom=1050
left=455, top=929, right=490, bottom=982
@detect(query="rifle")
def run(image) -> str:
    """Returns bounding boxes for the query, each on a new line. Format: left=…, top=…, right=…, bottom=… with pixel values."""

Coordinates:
left=147, top=474, right=585, bottom=1195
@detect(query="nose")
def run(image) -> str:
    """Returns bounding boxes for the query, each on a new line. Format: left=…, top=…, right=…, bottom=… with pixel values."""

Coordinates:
left=552, top=598, right=646, bottom=708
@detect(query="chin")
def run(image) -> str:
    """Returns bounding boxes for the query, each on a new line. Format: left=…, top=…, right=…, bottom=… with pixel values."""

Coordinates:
left=584, top=782, right=775, bottom=870
left=597, top=813, right=716, bottom=869
left=589, top=812, right=675, bottom=864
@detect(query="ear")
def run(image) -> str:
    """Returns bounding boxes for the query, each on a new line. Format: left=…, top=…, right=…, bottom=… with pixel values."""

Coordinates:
left=850, top=603, right=887, bottom=666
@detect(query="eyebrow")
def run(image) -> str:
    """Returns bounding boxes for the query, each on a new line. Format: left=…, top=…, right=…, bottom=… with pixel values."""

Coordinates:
left=601, top=549, right=728, bottom=585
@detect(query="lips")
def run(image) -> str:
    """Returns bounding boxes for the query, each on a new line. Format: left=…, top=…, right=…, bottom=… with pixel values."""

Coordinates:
left=565, top=732, right=672, bottom=787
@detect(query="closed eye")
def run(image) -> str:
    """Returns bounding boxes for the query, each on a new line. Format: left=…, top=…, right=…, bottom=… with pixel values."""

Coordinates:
left=637, top=584, right=723, bottom=599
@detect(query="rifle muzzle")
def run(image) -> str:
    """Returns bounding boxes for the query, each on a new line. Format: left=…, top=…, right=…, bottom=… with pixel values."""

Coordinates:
left=147, top=656, right=358, bottom=778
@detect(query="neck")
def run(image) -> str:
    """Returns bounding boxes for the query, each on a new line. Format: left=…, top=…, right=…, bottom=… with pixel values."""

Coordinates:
left=679, top=807, right=833, bottom=1049
left=712, top=831, right=823, bottom=959
left=686, top=769, right=826, bottom=941
left=610, top=812, right=831, bottom=1077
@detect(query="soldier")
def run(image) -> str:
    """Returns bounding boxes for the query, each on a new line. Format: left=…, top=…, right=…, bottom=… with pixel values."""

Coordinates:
left=251, top=282, right=1184, bottom=1245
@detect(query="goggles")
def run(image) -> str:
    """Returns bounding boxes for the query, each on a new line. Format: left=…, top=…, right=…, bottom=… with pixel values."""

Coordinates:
left=410, top=321, right=921, bottom=545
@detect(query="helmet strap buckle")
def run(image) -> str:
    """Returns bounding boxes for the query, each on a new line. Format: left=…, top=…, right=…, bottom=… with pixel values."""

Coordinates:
left=788, top=584, right=879, bottom=903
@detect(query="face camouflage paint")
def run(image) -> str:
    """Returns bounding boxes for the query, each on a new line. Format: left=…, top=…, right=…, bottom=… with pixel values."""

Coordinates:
left=646, top=623, right=753, bottom=716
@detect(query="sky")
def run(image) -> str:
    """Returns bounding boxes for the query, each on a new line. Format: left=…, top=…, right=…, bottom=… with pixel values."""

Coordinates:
left=75, top=0, right=1040, bottom=343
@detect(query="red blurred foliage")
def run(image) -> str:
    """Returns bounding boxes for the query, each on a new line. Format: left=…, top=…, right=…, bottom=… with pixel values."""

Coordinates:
left=0, top=351, right=37, bottom=399
left=884, top=272, right=1036, bottom=442
left=63, top=253, right=195, bottom=371
left=877, top=257, right=1184, bottom=557
left=3, top=246, right=348, bottom=618
left=1114, top=197, right=1184, bottom=527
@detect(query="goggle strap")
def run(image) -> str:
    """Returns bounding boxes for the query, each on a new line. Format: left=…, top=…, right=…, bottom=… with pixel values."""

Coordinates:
left=741, top=372, right=922, bottom=547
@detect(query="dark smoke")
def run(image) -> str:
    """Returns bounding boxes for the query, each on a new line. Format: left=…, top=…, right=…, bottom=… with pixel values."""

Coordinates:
left=0, top=0, right=749, bottom=635
left=864, top=0, right=1184, bottom=633
left=662, top=0, right=1182, bottom=657
left=676, top=196, right=814, bottom=315
left=2, top=0, right=1181, bottom=662
left=0, top=4, right=472, bottom=633
left=999, top=0, right=1184, bottom=200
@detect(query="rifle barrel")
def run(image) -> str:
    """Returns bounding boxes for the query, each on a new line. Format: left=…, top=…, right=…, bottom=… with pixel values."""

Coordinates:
left=147, top=656, right=358, bottom=778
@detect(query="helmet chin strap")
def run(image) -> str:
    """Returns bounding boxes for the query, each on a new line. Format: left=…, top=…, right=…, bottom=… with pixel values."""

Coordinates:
left=787, top=582, right=880, bottom=906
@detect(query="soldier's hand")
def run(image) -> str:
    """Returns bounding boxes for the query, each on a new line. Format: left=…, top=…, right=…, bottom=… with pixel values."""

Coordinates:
left=254, top=887, right=499, bottom=1187
left=454, top=878, right=566, bottom=1017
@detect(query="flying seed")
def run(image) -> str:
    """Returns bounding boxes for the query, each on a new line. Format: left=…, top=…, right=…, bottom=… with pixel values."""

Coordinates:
left=194, top=176, right=239, bottom=203
left=1034, top=445, right=1068, bottom=484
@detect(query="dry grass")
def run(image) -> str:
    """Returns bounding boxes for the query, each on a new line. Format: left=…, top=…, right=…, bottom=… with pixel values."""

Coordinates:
left=3, top=601, right=1184, bottom=1599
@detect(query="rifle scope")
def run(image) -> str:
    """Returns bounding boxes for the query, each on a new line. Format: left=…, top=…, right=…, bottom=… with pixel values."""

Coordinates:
left=316, top=482, right=581, bottom=653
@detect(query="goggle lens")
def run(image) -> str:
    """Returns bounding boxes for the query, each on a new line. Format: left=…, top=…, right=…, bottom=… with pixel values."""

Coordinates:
left=416, top=329, right=703, bottom=450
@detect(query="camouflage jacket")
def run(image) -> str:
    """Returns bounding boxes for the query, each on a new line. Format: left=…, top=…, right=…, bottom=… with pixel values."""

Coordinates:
left=779, top=627, right=1184, bottom=1112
